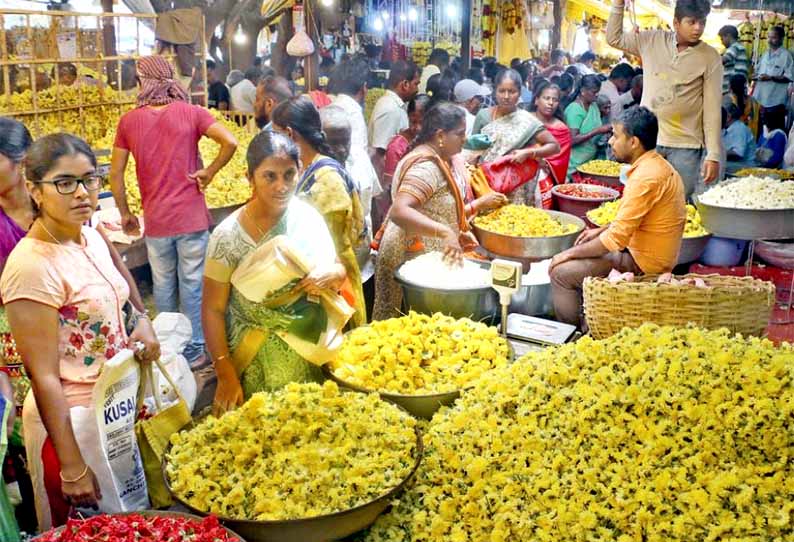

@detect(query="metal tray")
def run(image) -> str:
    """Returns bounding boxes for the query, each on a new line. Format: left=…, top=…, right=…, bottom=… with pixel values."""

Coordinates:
left=695, top=197, right=794, bottom=240
left=162, top=410, right=423, bottom=542
left=677, top=234, right=712, bottom=265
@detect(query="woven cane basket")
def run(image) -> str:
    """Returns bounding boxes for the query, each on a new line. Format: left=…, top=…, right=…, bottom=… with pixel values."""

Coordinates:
left=583, top=274, right=776, bottom=339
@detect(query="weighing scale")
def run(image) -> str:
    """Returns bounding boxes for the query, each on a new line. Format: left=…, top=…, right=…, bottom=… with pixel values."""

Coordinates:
left=490, top=259, right=577, bottom=347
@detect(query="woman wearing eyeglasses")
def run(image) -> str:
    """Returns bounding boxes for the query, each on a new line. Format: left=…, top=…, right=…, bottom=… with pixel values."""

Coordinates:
left=0, top=133, right=159, bottom=530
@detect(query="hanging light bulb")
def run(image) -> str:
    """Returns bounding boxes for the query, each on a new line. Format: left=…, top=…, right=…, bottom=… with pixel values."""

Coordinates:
left=382, top=10, right=390, bottom=20
left=399, top=13, right=407, bottom=21
left=446, top=4, right=457, bottom=18
left=408, top=7, right=418, bottom=21
left=321, top=0, right=333, bottom=6
left=233, top=25, right=247, bottom=45
left=373, top=17, right=384, bottom=31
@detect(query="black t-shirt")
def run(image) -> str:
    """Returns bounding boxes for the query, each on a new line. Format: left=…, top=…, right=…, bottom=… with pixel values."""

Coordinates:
left=208, top=81, right=230, bottom=109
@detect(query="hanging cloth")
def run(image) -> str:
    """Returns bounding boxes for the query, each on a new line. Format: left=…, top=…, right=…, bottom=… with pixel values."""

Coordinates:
left=155, top=8, right=202, bottom=77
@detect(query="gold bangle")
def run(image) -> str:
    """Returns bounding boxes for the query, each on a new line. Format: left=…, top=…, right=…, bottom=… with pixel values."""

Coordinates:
left=60, top=465, right=89, bottom=484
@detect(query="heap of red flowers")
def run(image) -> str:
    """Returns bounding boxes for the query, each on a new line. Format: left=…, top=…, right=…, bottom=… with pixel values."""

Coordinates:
left=37, top=514, right=240, bottom=542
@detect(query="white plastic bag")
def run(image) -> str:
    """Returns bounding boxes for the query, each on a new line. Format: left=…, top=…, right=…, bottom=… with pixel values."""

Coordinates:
left=148, top=313, right=197, bottom=413
left=72, top=349, right=149, bottom=514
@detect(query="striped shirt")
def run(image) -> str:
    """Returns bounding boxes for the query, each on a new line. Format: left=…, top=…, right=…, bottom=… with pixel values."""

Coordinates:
left=722, top=41, right=749, bottom=94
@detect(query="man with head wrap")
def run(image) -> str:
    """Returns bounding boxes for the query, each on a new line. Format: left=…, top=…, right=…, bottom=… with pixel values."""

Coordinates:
left=109, top=55, right=238, bottom=367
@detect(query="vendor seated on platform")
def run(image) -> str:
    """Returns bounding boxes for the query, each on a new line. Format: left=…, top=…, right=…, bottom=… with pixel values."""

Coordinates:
left=549, top=106, right=686, bottom=328
left=723, top=103, right=757, bottom=176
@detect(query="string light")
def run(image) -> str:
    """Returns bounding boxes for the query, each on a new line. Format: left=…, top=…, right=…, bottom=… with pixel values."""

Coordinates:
left=446, top=4, right=457, bottom=18
left=399, top=13, right=407, bottom=21
left=408, top=7, right=418, bottom=21
left=373, top=17, right=384, bottom=31
left=233, top=25, right=247, bottom=45
left=382, top=10, right=390, bottom=20
left=321, top=0, right=333, bottom=6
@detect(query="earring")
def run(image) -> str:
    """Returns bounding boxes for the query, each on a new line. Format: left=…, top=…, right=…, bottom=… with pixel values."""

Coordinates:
left=438, top=138, right=445, bottom=149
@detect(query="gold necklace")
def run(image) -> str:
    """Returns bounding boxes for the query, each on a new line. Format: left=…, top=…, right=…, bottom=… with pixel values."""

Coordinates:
left=245, top=204, right=268, bottom=240
left=38, top=219, right=62, bottom=245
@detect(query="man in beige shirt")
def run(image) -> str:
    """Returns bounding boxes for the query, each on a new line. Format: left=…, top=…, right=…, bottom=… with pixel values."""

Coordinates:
left=607, top=0, right=723, bottom=199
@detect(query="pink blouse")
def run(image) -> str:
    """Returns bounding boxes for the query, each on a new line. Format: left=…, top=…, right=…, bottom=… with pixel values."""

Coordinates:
left=0, top=227, right=130, bottom=407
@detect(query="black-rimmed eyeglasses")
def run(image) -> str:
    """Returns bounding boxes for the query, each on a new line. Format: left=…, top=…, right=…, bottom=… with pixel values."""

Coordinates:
left=35, top=175, right=103, bottom=195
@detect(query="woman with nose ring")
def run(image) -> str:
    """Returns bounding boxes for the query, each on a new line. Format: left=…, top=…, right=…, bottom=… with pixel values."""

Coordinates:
left=202, top=131, right=350, bottom=416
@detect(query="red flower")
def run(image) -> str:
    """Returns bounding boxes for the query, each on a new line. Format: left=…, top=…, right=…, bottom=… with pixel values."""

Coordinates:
left=69, top=333, right=84, bottom=350
left=100, top=325, right=110, bottom=336
left=105, top=347, right=116, bottom=359
left=59, top=305, right=79, bottom=321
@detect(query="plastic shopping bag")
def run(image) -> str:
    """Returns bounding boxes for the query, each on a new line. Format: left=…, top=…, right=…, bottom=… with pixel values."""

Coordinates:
left=535, top=169, right=554, bottom=210
left=150, top=313, right=197, bottom=413
left=71, top=349, right=149, bottom=514
left=481, top=155, right=540, bottom=195
left=135, top=357, right=191, bottom=508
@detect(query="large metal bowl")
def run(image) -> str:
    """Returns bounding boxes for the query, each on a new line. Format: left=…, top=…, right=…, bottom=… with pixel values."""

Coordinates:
left=695, top=196, right=794, bottom=240
left=509, top=282, right=553, bottom=316
left=575, top=168, right=622, bottom=188
left=677, top=234, right=712, bottom=265
left=473, top=210, right=585, bottom=261
left=394, top=262, right=499, bottom=324
left=34, top=510, right=246, bottom=541
left=324, top=341, right=513, bottom=420
left=163, top=414, right=423, bottom=542
left=324, top=365, right=459, bottom=420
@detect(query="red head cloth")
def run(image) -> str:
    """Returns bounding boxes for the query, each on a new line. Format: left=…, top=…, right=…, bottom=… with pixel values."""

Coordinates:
left=136, top=55, right=190, bottom=107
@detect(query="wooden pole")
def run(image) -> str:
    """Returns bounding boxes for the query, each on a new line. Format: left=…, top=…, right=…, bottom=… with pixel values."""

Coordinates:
left=552, top=0, right=562, bottom=50
left=304, top=0, right=320, bottom=91
left=461, top=0, right=472, bottom=71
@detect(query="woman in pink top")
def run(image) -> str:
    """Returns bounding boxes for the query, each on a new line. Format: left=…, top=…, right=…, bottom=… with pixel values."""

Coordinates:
left=0, top=134, right=159, bottom=529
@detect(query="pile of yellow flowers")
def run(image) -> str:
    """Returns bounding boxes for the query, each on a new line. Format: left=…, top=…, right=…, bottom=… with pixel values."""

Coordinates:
left=474, top=204, right=578, bottom=237
left=96, top=110, right=253, bottom=215
left=0, top=84, right=131, bottom=146
left=735, top=167, right=794, bottom=180
left=166, top=381, right=417, bottom=521
left=588, top=202, right=709, bottom=237
left=364, top=324, right=794, bottom=542
left=578, top=159, right=622, bottom=177
left=330, top=311, right=510, bottom=395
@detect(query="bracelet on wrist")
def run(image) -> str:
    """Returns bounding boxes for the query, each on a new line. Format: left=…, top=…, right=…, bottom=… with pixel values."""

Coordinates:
left=60, top=465, right=89, bottom=484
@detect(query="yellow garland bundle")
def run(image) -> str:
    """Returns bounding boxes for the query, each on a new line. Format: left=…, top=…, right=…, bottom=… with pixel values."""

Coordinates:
left=365, top=324, right=794, bottom=542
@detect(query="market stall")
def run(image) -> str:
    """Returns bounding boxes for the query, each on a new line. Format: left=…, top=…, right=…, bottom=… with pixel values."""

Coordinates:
left=562, top=0, right=673, bottom=61
left=0, top=8, right=208, bottom=143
